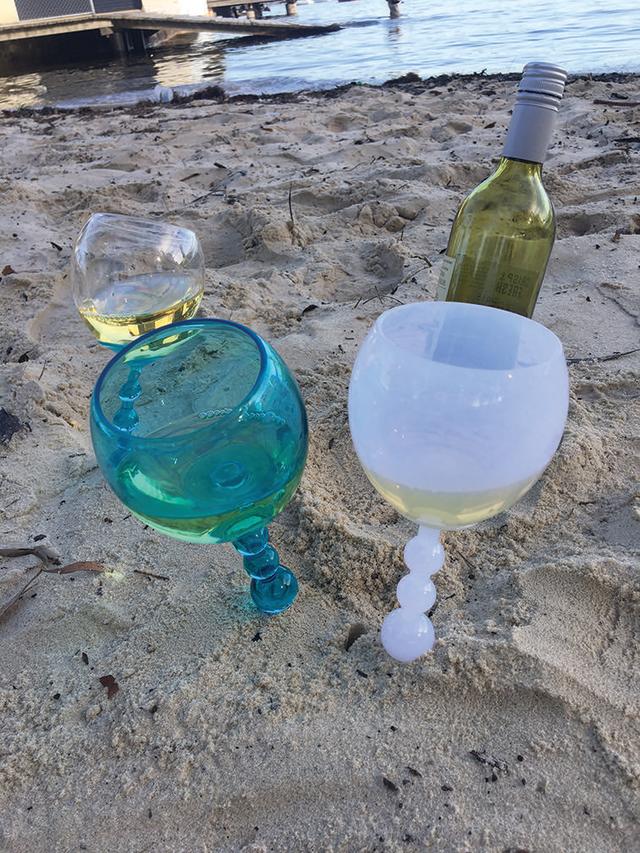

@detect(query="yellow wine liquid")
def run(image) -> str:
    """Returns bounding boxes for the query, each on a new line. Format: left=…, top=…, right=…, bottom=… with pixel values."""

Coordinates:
left=364, top=466, right=539, bottom=529
left=79, top=273, right=203, bottom=346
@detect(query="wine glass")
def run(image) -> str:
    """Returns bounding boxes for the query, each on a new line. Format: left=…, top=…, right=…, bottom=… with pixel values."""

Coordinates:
left=348, top=301, right=569, bottom=662
left=90, top=318, right=308, bottom=614
left=72, top=213, right=205, bottom=349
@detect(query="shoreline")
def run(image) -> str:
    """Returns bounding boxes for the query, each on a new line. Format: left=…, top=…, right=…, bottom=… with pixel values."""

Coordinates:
left=3, top=69, right=640, bottom=116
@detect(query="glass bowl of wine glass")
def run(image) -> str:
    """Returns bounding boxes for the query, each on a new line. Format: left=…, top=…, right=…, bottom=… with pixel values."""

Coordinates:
left=90, top=318, right=308, bottom=614
left=72, top=213, right=205, bottom=349
left=348, top=301, right=569, bottom=662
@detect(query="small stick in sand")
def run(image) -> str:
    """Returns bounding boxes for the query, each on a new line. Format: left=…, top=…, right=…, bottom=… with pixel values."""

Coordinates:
left=0, top=551, right=106, bottom=620
left=0, top=544, right=61, bottom=564
left=134, top=568, right=170, bottom=581
left=288, top=184, right=296, bottom=243
left=44, top=561, right=105, bottom=575
left=594, top=99, right=640, bottom=107
left=0, top=564, right=43, bottom=619
left=566, top=347, right=640, bottom=364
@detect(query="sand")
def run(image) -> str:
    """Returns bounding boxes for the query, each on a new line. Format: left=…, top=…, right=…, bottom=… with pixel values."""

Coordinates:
left=0, top=73, right=639, bottom=852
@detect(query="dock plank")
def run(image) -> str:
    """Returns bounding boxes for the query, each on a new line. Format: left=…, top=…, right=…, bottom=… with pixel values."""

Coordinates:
left=0, top=11, right=339, bottom=43
left=0, top=15, right=112, bottom=42
left=108, top=11, right=339, bottom=35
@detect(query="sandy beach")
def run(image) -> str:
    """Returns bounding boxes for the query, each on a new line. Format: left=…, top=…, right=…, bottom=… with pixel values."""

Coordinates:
left=0, top=73, right=639, bottom=851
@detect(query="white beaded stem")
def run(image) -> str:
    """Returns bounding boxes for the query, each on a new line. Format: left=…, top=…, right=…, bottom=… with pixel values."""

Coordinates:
left=381, top=526, right=444, bottom=663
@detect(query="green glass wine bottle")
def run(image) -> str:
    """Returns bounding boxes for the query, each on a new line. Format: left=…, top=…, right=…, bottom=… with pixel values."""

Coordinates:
left=437, top=62, right=567, bottom=318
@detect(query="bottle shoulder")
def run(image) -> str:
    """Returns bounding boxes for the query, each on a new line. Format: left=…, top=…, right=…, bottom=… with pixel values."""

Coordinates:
left=456, top=165, right=554, bottom=225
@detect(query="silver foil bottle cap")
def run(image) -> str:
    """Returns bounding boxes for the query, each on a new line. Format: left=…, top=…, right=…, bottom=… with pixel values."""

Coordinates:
left=502, top=61, right=568, bottom=162
left=518, top=62, right=568, bottom=107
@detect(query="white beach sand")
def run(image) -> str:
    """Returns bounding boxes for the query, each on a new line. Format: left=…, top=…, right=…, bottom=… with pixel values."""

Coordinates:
left=0, top=74, right=639, bottom=851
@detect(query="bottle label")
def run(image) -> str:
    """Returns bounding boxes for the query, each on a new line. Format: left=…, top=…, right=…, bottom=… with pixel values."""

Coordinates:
left=447, top=253, right=542, bottom=316
left=436, top=255, right=456, bottom=300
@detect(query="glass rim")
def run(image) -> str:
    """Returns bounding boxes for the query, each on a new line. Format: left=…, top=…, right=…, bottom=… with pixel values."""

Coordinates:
left=80, top=211, right=196, bottom=233
left=375, top=300, right=565, bottom=371
left=91, top=318, right=268, bottom=443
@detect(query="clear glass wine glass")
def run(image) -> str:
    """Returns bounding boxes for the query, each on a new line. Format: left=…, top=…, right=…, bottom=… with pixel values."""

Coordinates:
left=90, top=318, right=308, bottom=614
left=348, top=301, right=569, bottom=662
left=72, top=213, right=205, bottom=350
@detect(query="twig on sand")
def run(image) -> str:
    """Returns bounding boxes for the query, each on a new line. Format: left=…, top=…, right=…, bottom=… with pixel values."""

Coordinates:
left=0, top=544, right=60, bottom=564
left=44, top=561, right=104, bottom=575
left=470, top=749, right=509, bottom=774
left=0, top=551, right=106, bottom=620
left=352, top=262, right=433, bottom=309
left=360, top=285, right=403, bottom=307
left=451, top=547, right=478, bottom=574
left=134, top=568, right=170, bottom=581
left=0, top=564, right=42, bottom=619
left=594, top=99, right=640, bottom=107
left=566, top=347, right=640, bottom=365
left=398, top=263, right=433, bottom=288
left=353, top=289, right=402, bottom=309
left=372, top=285, right=384, bottom=305
left=0, top=547, right=104, bottom=575
left=187, top=189, right=225, bottom=206
left=288, top=184, right=296, bottom=243
left=407, top=252, right=433, bottom=267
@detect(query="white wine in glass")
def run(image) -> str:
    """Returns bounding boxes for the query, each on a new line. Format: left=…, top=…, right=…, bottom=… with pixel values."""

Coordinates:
left=72, top=213, right=205, bottom=349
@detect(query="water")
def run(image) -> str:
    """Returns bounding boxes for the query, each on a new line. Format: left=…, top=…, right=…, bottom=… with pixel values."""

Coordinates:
left=1, top=0, right=638, bottom=110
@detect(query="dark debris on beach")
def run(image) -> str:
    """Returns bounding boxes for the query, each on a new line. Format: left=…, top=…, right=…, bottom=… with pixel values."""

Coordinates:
left=3, top=71, right=640, bottom=120
left=0, top=408, right=28, bottom=444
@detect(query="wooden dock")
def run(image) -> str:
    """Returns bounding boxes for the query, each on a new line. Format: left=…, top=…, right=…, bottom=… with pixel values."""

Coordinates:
left=0, top=11, right=340, bottom=43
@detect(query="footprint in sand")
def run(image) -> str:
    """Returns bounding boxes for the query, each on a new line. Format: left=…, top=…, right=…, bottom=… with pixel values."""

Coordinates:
left=556, top=210, right=632, bottom=237
left=514, top=560, right=640, bottom=709
left=27, top=273, right=79, bottom=349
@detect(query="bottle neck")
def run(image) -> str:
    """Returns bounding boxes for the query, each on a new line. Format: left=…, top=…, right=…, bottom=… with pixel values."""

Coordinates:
left=496, top=156, right=543, bottom=179
left=502, top=98, right=559, bottom=164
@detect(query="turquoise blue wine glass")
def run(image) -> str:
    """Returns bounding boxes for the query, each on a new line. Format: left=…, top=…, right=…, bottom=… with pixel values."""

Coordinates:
left=90, top=318, right=308, bottom=614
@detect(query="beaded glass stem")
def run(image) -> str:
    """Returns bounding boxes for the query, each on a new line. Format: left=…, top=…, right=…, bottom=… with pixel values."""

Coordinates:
left=379, top=526, right=443, bottom=662
left=91, top=318, right=308, bottom=615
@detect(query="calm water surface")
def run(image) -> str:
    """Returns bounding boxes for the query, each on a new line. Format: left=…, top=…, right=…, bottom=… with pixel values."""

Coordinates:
left=1, top=0, right=639, bottom=109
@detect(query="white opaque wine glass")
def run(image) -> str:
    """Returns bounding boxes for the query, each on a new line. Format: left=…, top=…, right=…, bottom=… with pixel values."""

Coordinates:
left=348, top=301, right=569, bottom=663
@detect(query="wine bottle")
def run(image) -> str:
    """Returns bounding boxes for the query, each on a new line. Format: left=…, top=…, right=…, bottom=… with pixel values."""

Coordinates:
left=437, top=62, right=567, bottom=318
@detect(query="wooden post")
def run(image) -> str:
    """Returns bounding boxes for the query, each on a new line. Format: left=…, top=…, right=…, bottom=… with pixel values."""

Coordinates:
left=286, top=1, right=297, bottom=14
left=109, top=30, right=128, bottom=56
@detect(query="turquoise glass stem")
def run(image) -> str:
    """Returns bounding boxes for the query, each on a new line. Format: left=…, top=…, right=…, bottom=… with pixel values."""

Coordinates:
left=109, top=367, right=142, bottom=469
left=233, top=528, right=298, bottom=614
left=113, top=367, right=141, bottom=431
